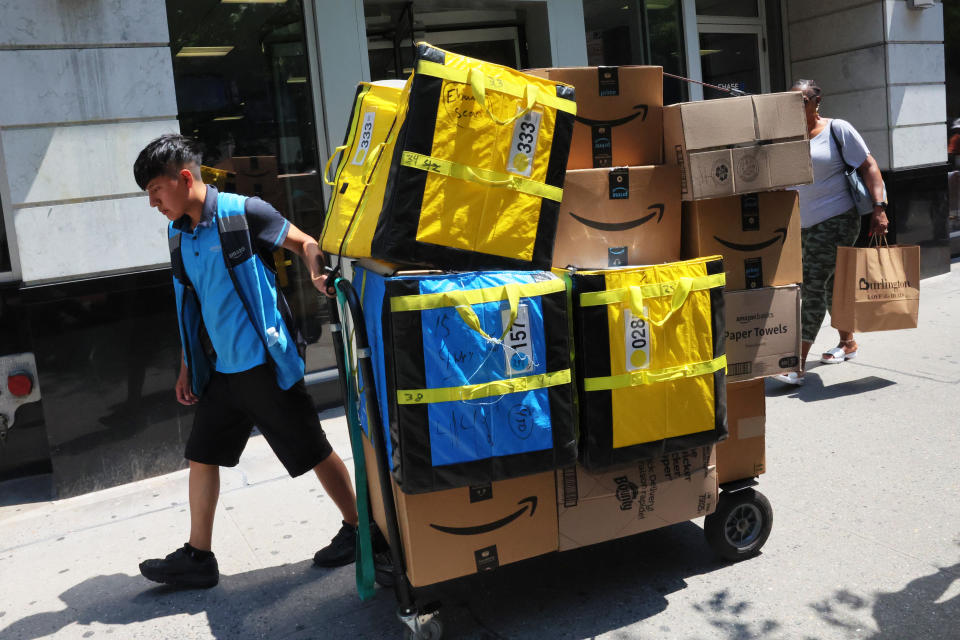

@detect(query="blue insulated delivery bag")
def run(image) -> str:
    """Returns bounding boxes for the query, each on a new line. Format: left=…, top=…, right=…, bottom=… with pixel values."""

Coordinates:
left=352, top=266, right=577, bottom=493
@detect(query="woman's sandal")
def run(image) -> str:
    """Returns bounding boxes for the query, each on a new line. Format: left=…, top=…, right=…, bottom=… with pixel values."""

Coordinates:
left=821, top=339, right=858, bottom=364
left=773, top=371, right=805, bottom=386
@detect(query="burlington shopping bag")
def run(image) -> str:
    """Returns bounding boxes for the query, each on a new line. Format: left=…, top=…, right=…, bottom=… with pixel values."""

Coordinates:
left=830, top=239, right=919, bottom=332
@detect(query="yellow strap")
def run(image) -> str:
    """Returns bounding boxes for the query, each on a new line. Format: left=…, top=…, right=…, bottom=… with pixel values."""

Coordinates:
left=417, top=59, right=576, bottom=115
left=447, top=282, right=519, bottom=342
left=580, top=273, right=725, bottom=308
left=400, top=151, right=563, bottom=202
left=323, top=144, right=350, bottom=186
left=469, top=67, right=537, bottom=126
left=324, top=84, right=371, bottom=186
left=397, top=369, right=571, bottom=405
left=360, top=141, right=387, bottom=186
left=582, top=355, right=727, bottom=392
left=622, top=276, right=694, bottom=328
left=390, top=278, right=565, bottom=313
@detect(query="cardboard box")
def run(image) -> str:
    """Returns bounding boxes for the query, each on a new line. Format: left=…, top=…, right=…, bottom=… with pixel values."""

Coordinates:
left=724, top=285, right=802, bottom=382
left=717, top=379, right=766, bottom=484
left=527, top=66, right=663, bottom=168
left=556, top=445, right=717, bottom=551
left=215, top=155, right=287, bottom=211
left=681, top=141, right=813, bottom=201
left=664, top=93, right=812, bottom=200
left=363, top=436, right=558, bottom=587
left=682, top=190, right=802, bottom=290
left=553, top=165, right=681, bottom=268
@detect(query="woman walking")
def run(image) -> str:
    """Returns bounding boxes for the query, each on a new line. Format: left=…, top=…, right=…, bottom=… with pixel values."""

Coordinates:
left=775, top=79, right=888, bottom=385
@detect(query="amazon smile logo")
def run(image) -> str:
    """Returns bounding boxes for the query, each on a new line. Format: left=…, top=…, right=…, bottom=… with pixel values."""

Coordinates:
left=428, top=496, right=538, bottom=536
left=575, top=104, right=649, bottom=127
left=712, top=227, right=788, bottom=252
left=568, top=204, right=664, bottom=231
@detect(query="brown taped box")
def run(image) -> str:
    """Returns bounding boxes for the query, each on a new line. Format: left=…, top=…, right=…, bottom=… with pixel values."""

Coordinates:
left=552, top=165, right=681, bottom=269
left=663, top=92, right=812, bottom=200
left=682, top=190, right=801, bottom=291
left=526, top=66, right=663, bottom=168
left=724, top=285, right=802, bottom=382
left=717, top=379, right=766, bottom=484
left=215, top=155, right=286, bottom=210
left=556, top=445, right=717, bottom=551
left=362, top=436, right=558, bottom=587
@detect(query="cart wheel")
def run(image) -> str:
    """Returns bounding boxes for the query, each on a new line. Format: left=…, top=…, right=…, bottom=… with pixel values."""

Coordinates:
left=374, top=551, right=395, bottom=588
left=704, top=488, right=772, bottom=561
left=402, top=618, right=443, bottom=640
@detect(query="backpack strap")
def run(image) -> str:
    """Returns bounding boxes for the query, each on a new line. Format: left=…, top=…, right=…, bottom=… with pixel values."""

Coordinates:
left=168, top=228, right=195, bottom=290
left=828, top=120, right=855, bottom=173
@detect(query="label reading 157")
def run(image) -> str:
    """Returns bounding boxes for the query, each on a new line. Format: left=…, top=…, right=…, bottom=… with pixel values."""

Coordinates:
left=502, top=303, right=534, bottom=376
left=351, top=111, right=377, bottom=165
left=624, top=307, right=651, bottom=371
left=507, top=110, right=542, bottom=178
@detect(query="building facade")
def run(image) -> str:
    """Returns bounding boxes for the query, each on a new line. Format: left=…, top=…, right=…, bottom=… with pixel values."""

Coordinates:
left=0, top=0, right=950, bottom=495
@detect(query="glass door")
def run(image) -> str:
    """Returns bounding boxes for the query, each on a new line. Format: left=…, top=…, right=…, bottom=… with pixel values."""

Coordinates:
left=696, top=0, right=769, bottom=99
left=165, top=0, right=332, bottom=373
left=698, top=26, right=766, bottom=99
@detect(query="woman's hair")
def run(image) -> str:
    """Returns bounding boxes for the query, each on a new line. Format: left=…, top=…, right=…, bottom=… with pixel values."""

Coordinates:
left=791, top=79, right=822, bottom=100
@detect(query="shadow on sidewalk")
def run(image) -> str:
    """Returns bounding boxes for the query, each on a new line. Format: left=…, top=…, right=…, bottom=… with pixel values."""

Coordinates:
left=0, top=522, right=767, bottom=639
left=0, top=562, right=396, bottom=640
left=810, top=558, right=960, bottom=638
left=765, top=371, right=897, bottom=403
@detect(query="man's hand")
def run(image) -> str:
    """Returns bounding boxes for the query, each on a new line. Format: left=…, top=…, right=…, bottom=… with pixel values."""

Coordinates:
left=869, top=206, right=889, bottom=237
left=311, top=270, right=337, bottom=298
left=281, top=224, right=335, bottom=298
left=176, top=365, right=198, bottom=405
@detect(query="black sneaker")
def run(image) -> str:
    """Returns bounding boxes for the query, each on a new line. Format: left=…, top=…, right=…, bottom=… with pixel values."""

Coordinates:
left=139, top=543, right=219, bottom=588
left=313, top=521, right=357, bottom=568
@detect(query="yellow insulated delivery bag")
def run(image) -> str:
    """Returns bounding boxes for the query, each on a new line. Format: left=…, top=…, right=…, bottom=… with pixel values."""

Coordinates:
left=568, top=256, right=728, bottom=470
left=319, top=80, right=405, bottom=259
left=369, top=42, right=577, bottom=270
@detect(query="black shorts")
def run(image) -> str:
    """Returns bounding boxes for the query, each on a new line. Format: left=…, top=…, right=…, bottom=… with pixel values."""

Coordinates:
left=185, top=365, right=334, bottom=477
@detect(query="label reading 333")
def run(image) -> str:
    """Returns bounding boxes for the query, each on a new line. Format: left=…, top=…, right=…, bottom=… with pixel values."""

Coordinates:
left=507, top=110, right=542, bottom=178
left=351, top=110, right=377, bottom=165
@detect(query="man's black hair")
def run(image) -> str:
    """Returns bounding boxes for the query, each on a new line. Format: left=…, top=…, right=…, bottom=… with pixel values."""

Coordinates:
left=134, top=133, right=203, bottom=190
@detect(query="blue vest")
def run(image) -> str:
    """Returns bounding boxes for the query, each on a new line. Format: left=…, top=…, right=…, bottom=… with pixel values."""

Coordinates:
left=168, top=192, right=305, bottom=394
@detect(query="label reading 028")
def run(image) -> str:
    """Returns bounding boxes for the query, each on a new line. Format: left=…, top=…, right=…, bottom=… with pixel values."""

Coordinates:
left=624, top=307, right=651, bottom=371
left=507, top=110, right=543, bottom=178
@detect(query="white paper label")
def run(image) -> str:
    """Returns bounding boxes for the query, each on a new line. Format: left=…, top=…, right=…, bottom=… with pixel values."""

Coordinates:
left=502, top=303, right=535, bottom=376
left=351, top=110, right=377, bottom=165
left=624, top=307, right=651, bottom=371
left=506, top=110, right=542, bottom=177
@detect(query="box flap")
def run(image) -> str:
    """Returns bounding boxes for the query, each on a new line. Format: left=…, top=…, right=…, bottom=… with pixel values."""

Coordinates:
left=676, top=97, right=757, bottom=149
left=752, top=93, right=807, bottom=141
left=763, top=141, right=815, bottom=188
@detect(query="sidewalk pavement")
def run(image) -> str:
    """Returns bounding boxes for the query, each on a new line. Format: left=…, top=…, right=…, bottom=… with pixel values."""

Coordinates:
left=1, top=259, right=959, bottom=640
